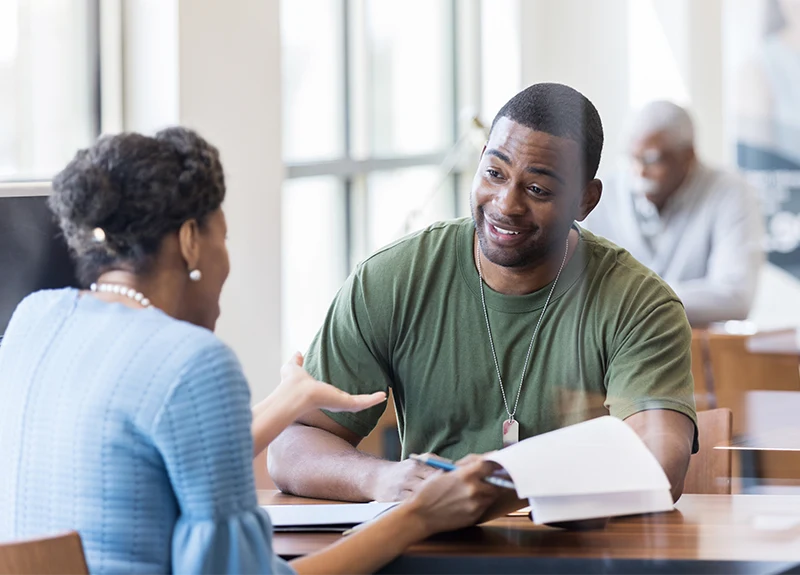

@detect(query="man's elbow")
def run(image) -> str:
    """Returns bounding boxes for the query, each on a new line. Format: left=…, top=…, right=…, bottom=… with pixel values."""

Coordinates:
left=266, top=425, right=300, bottom=493
left=728, top=289, right=755, bottom=321
left=671, top=477, right=686, bottom=503
left=684, top=289, right=754, bottom=326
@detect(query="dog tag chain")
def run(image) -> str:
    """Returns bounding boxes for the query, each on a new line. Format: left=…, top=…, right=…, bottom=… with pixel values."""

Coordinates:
left=475, top=236, right=570, bottom=447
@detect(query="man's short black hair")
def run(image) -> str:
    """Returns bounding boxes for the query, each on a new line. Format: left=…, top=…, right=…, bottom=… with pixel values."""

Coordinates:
left=490, top=83, right=604, bottom=182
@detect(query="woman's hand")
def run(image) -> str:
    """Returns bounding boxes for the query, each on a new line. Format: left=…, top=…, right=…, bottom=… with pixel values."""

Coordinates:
left=278, top=352, right=387, bottom=415
left=401, top=455, right=503, bottom=537
left=250, top=353, right=386, bottom=456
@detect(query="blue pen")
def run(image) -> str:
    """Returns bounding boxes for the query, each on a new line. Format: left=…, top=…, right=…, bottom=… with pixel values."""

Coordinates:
left=409, top=454, right=516, bottom=490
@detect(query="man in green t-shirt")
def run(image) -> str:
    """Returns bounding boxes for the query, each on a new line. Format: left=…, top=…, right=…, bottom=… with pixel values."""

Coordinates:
left=270, top=83, right=697, bottom=505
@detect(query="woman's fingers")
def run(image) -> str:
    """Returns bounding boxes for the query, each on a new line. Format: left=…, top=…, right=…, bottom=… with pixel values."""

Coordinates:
left=279, top=352, right=304, bottom=379
left=314, top=383, right=387, bottom=412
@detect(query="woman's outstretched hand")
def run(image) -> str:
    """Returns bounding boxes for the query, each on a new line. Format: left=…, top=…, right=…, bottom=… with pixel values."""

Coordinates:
left=279, top=352, right=387, bottom=413
left=251, top=353, right=386, bottom=456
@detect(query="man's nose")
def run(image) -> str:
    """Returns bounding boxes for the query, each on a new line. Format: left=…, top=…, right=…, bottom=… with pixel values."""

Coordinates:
left=493, top=184, right=527, bottom=216
left=631, top=157, right=646, bottom=178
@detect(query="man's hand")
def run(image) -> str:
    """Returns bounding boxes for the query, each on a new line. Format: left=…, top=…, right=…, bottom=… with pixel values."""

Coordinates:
left=370, top=456, right=439, bottom=501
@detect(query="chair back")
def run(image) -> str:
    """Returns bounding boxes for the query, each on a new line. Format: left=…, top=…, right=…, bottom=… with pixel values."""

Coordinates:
left=683, top=408, right=733, bottom=495
left=0, top=532, right=88, bottom=575
left=691, top=329, right=713, bottom=410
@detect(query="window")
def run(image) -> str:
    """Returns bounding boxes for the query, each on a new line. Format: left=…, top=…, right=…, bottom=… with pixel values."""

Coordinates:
left=280, top=0, right=482, bottom=356
left=0, top=0, right=100, bottom=181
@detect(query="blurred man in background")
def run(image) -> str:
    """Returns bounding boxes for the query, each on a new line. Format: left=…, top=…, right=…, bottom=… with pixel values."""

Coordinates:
left=583, top=101, right=764, bottom=327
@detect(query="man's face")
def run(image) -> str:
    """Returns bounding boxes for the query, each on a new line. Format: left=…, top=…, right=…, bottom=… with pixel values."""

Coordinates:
left=628, top=131, right=693, bottom=207
left=470, top=117, right=591, bottom=269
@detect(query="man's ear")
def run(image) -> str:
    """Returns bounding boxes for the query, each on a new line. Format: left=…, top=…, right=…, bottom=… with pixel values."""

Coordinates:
left=576, top=179, right=602, bottom=222
left=178, top=219, right=202, bottom=271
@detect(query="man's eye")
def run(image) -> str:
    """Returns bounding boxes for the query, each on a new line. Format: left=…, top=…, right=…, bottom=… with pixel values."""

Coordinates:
left=486, top=169, right=502, bottom=179
left=528, top=185, right=550, bottom=197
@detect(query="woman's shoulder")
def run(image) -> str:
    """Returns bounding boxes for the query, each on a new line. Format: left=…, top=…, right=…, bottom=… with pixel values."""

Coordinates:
left=2, top=288, right=79, bottom=338
left=13, top=287, right=79, bottom=315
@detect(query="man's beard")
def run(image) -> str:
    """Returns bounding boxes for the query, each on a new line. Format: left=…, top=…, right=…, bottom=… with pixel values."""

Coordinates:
left=472, top=206, right=551, bottom=269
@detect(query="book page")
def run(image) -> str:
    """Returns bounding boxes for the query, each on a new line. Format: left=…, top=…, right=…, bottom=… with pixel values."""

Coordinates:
left=485, top=416, right=671, bottom=498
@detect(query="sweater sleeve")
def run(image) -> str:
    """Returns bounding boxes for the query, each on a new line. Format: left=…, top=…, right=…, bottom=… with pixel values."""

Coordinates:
left=151, top=341, right=295, bottom=575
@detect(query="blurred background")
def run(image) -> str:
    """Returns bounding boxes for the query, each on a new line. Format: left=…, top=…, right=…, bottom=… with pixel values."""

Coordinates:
left=3, top=0, right=800, bottom=489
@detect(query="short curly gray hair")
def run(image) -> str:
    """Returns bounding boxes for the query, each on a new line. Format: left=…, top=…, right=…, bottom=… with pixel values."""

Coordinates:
left=49, top=127, right=226, bottom=286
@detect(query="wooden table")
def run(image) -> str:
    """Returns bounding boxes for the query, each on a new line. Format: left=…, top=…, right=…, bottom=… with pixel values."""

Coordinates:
left=260, top=490, right=800, bottom=574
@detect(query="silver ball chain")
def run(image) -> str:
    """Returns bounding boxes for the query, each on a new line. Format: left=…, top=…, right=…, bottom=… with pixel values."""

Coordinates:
left=475, top=236, right=570, bottom=422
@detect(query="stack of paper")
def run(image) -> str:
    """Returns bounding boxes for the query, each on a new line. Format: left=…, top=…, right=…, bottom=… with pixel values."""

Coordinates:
left=486, top=416, right=673, bottom=524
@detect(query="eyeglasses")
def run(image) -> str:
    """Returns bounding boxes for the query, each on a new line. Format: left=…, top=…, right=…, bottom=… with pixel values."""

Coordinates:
left=630, top=148, right=665, bottom=168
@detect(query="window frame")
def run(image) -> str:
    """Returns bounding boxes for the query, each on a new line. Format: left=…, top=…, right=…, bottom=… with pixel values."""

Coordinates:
left=0, top=0, right=105, bottom=185
left=282, top=0, right=481, bottom=273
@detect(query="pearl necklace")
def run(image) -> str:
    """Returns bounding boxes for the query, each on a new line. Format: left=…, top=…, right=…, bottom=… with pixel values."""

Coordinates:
left=90, top=283, right=152, bottom=308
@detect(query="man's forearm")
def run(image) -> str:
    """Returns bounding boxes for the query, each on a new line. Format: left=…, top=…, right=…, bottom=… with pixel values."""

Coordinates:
left=268, top=423, right=390, bottom=501
left=625, top=410, right=693, bottom=502
left=251, top=391, right=304, bottom=457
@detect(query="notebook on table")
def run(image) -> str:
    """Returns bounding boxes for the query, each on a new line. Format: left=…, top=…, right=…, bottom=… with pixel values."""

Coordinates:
left=262, top=501, right=398, bottom=532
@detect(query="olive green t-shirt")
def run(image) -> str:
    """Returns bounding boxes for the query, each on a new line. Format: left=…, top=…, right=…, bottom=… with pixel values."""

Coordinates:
left=307, top=217, right=698, bottom=460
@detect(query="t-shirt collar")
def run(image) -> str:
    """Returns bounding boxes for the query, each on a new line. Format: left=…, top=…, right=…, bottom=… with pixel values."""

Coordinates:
left=457, top=218, right=589, bottom=314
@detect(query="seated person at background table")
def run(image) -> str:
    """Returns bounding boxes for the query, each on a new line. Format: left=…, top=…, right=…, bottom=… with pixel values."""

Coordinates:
left=0, top=128, right=504, bottom=575
left=583, top=101, right=764, bottom=327
left=269, top=83, right=698, bottom=506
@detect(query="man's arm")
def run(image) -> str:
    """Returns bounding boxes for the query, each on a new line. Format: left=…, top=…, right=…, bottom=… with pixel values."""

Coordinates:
left=624, top=409, right=694, bottom=502
left=671, top=178, right=764, bottom=326
left=268, top=408, right=435, bottom=502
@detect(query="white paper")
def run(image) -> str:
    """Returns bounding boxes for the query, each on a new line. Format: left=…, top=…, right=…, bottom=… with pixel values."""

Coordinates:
left=262, top=501, right=398, bottom=528
left=485, top=416, right=673, bottom=523
left=528, top=490, right=673, bottom=525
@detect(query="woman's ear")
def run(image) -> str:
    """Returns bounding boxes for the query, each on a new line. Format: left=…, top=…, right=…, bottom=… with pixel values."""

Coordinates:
left=178, top=219, right=202, bottom=271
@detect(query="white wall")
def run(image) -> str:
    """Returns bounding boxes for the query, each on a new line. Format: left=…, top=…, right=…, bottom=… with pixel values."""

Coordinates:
left=518, top=0, right=630, bottom=178
left=123, top=0, right=283, bottom=400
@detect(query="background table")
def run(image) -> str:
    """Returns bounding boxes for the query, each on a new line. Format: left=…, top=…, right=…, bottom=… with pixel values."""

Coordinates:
left=260, top=490, right=800, bottom=574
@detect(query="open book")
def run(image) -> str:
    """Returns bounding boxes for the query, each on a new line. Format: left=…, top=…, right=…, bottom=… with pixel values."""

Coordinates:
left=485, top=416, right=673, bottom=524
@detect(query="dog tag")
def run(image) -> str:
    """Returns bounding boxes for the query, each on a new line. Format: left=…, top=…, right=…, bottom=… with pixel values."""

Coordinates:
left=502, top=419, right=519, bottom=447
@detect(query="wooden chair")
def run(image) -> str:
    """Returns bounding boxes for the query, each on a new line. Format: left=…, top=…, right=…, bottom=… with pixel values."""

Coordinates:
left=690, top=329, right=713, bottom=411
left=0, top=532, right=88, bottom=575
left=706, top=333, right=800, bottom=487
left=683, top=408, right=733, bottom=495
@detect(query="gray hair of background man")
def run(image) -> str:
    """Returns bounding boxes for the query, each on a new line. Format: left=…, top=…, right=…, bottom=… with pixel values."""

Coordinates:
left=628, top=101, right=695, bottom=150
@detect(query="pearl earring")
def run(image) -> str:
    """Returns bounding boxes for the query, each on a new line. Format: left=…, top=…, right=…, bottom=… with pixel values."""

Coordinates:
left=189, top=269, right=202, bottom=282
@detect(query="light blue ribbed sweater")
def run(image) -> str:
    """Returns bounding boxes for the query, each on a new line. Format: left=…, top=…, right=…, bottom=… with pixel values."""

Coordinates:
left=0, top=289, right=294, bottom=575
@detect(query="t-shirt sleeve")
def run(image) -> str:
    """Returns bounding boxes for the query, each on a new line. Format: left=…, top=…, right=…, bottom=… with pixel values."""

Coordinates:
left=304, top=267, right=395, bottom=438
left=604, top=299, right=699, bottom=453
